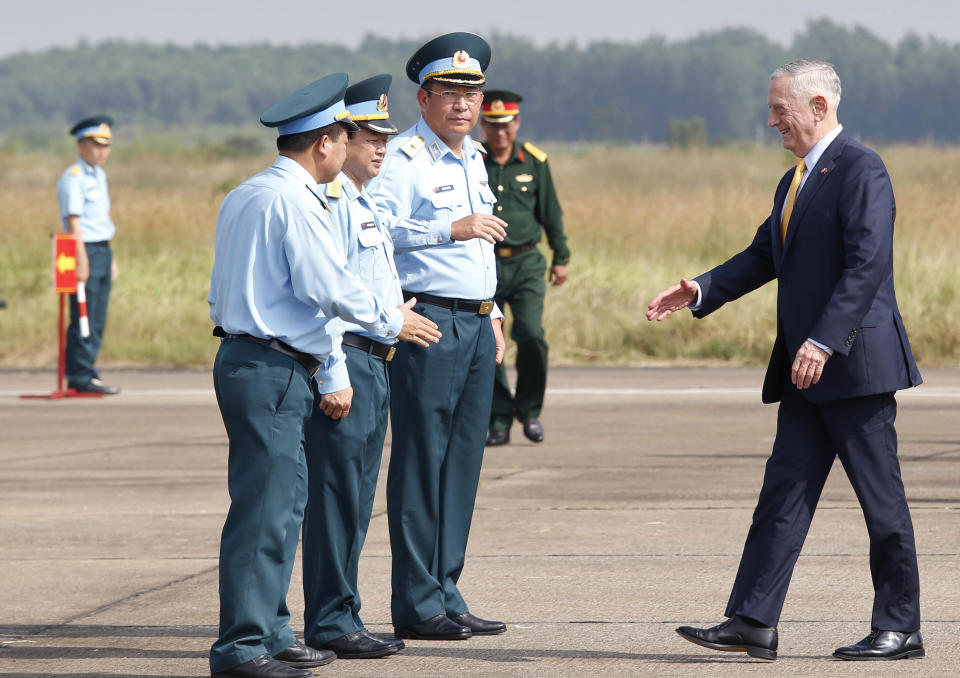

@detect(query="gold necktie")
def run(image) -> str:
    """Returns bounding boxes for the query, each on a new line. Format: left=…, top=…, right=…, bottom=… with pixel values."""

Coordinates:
left=780, top=159, right=807, bottom=244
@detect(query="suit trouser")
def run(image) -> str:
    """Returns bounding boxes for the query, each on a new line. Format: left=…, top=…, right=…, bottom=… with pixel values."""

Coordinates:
left=491, top=249, right=548, bottom=430
left=66, top=242, right=111, bottom=387
left=726, top=387, right=921, bottom=631
left=209, top=339, right=313, bottom=673
left=302, top=345, right=390, bottom=645
left=387, top=302, right=495, bottom=626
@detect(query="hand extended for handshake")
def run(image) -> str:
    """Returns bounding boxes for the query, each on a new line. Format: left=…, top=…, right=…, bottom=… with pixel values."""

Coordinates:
left=646, top=278, right=829, bottom=391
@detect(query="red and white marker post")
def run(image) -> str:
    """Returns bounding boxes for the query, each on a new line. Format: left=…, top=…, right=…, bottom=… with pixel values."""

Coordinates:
left=21, top=233, right=102, bottom=399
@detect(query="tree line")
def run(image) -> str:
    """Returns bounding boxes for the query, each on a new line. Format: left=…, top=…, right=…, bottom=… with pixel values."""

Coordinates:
left=2, top=19, right=958, bottom=146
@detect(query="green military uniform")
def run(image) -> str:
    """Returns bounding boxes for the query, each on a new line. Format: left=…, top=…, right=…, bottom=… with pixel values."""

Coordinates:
left=484, top=124, right=570, bottom=435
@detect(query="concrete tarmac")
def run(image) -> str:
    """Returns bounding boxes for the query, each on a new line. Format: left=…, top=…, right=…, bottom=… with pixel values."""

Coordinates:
left=1, top=366, right=957, bottom=677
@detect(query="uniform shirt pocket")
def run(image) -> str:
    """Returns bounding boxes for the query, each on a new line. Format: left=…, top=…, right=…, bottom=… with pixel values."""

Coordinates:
left=357, top=227, right=388, bottom=280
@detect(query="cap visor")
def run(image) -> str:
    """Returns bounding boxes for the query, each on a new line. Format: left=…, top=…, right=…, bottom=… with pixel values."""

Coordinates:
left=339, top=118, right=360, bottom=132
left=359, top=119, right=399, bottom=135
left=481, top=114, right=516, bottom=124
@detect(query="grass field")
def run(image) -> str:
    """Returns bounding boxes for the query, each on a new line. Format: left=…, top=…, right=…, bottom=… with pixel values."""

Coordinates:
left=1, top=140, right=958, bottom=370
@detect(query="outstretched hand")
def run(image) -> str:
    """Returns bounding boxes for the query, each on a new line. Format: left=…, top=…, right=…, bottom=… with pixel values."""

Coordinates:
left=646, top=279, right=698, bottom=322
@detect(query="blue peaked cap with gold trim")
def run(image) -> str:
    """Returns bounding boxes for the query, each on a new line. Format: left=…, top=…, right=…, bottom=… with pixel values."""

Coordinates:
left=260, top=72, right=360, bottom=136
left=70, top=115, right=113, bottom=144
left=406, top=32, right=491, bottom=86
left=345, top=74, right=398, bottom=135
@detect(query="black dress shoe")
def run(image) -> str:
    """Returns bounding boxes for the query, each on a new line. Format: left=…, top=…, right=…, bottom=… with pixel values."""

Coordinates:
left=833, top=629, right=925, bottom=660
left=74, top=377, right=121, bottom=395
left=521, top=418, right=544, bottom=442
left=273, top=639, right=335, bottom=668
left=319, top=630, right=399, bottom=659
left=485, top=429, right=510, bottom=446
left=676, top=615, right=777, bottom=660
left=394, top=614, right=472, bottom=640
left=448, top=612, right=506, bottom=635
left=211, top=653, right=314, bottom=678
left=365, top=630, right=405, bottom=651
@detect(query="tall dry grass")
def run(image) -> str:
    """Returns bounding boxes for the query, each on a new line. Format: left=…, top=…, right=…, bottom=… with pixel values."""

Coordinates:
left=1, top=142, right=958, bottom=369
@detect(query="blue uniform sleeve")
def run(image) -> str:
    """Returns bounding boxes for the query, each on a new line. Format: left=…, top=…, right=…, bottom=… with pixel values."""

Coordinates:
left=57, top=170, right=85, bottom=219
left=315, top=336, right=350, bottom=393
left=368, top=154, right=453, bottom=252
left=280, top=197, right=404, bottom=340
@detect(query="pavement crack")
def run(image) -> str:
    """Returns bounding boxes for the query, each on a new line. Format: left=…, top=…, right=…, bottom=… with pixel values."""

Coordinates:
left=0, top=565, right=219, bottom=646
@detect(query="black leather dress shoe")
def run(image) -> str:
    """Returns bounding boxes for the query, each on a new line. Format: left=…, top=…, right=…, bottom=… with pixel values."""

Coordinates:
left=319, top=630, right=399, bottom=659
left=211, top=653, right=314, bottom=678
left=394, top=614, right=472, bottom=640
left=485, top=429, right=510, bottom=446
left=74, top=377, right=121, bottom=395
left=448, top=612, right=506, bottom=635
left=521, top=418, right=544, bottom=442
left=676, top=616, right=778, bottom=660
left=833, top=630, right=924, bottom=660
left=366, top=630, right=405, bottom=651
left=273, top=639, right=335, bottom=668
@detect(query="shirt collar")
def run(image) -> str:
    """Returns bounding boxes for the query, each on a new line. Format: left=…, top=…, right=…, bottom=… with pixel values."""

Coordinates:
left=274, top=154, right=326, bottom=203
left=803, top=123, right=843, bottom=172
left=77, top=158, right=97, bottom=174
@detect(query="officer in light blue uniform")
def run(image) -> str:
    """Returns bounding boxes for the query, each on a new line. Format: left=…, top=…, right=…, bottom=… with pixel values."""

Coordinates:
left=207, top=73, right=429, bottom=678
left=368, top=32, right=511, bottom=641
left=56, top=115, right=120, bottom=394
left=302, top=74, right=422, bottom=660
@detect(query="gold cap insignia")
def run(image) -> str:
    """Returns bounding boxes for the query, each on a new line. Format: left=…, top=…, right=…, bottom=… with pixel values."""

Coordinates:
left=491, top=100, right=505, bottom=112
left=377, top=93, right=388, bottom=113
left=453, top=50, right=470, bottom=68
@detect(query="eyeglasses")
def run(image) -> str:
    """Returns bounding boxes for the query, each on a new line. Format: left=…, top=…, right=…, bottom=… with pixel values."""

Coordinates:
left=426, top=89, right=483, bottom=106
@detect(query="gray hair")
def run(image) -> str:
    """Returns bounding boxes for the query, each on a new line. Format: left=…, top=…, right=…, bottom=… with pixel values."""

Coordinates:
left=770, top=59, right=842, bottom=110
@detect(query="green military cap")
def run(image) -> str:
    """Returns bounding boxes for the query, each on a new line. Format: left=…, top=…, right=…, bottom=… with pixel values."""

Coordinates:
left=406, top=32, right=491, bottom=86
left=345, top=74, right=398, bottom=135
left=260, top=72, right=360, bottom=135
left=481, top=89, right=522, bottom=123
left=70, top=115, right=114, bottom=144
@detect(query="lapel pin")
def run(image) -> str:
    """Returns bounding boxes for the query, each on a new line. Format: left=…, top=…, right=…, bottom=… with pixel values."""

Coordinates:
left=820, top=168, right=829, bottom=175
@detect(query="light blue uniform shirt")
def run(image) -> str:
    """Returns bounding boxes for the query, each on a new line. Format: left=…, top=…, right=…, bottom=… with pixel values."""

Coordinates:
left=368, top=117, right=501, bottom=315
left=56, top=159, right=116, bottom=242
left=208, top=156, right=403, bottom=384
left=314, top=171, right=405, bottom=391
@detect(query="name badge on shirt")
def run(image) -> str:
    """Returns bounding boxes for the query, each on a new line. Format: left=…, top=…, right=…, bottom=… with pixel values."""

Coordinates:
left=433, top=185, right=454, bottom=193
left=515, top=174, right=534, bottom=183
left=360, top=221, right=376, bottom=229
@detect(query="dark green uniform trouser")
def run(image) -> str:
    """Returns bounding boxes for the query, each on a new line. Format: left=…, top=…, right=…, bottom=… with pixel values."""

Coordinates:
left=302, top=345, right=390, bottom=645
left=210, top=338, right=313, bottom=674
left=387, top=301, right=494, bottom=626
left=491, top=248, right=548, bottom=431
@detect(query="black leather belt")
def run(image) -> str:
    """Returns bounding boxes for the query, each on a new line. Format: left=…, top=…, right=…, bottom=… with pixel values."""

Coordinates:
left=342, top=332, right=396, bottom=362
left=495, top=243, right=536, bottom=258
left=402, top=291, right=494, bottom=315
left=213, top=326, right=321, bottom=377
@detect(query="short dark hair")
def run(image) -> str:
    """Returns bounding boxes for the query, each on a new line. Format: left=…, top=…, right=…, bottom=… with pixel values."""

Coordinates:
left=276, top=121, right=346, bottom=153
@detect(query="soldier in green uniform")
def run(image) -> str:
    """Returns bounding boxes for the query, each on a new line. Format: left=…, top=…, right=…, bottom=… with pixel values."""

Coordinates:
left=480, top=90, right=570, bottom=446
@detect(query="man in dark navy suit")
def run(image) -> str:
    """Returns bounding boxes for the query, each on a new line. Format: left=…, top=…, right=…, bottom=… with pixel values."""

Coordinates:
left=647, top=59, right=924, bottom=662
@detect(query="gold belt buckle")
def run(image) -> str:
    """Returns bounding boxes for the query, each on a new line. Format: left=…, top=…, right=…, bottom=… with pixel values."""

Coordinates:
left=498, top=247, right=513, bottom=258
left=385, top=346, right=396, bottom=362
left=478, top=301, right=494, bottom=315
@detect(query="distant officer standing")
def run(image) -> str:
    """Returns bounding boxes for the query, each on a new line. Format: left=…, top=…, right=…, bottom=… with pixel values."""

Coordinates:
left=57, top=115, right=121, bottom=395
left=369, top=32, right=510, bottom=641
left=302, top=74, right=440, bottom=660
left=208, top=73, right=435, bottom=678
left=480, top=91, right=570, bottom=445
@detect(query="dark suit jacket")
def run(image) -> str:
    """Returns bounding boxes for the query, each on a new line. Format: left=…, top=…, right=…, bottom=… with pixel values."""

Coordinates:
left=693, top=130, right=922, bottom=403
